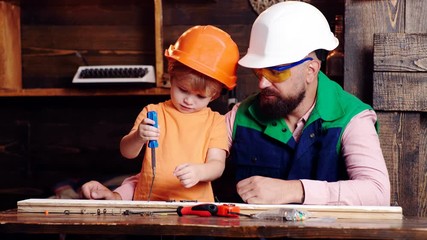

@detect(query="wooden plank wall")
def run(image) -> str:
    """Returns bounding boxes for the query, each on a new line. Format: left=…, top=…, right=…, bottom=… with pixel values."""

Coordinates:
left=359, top=0, right=427, bottom=217
left=373, top=33, right=427, bottom=217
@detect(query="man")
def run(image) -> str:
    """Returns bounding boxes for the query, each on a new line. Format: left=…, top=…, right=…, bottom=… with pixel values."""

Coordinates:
left=82, top=1, right=390, bottom=206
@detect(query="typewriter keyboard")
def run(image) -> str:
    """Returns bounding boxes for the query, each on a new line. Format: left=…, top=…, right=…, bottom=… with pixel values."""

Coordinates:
left=72, top=65, right=155, bottom=84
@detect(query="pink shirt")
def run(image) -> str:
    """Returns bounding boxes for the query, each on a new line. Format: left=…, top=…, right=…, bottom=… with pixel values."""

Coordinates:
left=116, top=104, right=390, bottom=206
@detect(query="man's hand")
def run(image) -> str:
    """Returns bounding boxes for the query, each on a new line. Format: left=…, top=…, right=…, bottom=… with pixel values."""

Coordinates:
left=236, top=176, right=304, bottom=204
left=80, top=180, right=122, bottom=200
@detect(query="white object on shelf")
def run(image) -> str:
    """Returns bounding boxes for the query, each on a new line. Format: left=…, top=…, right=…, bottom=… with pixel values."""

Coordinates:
left=72, top=65, right=155, bottom=84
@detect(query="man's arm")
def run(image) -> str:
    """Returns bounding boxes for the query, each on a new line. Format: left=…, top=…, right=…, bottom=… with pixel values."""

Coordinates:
left=225, top=103, right=240, bottom=149
left=302, top=110, right=391, bottom=205
left=230, top=107, right=390, bottom=206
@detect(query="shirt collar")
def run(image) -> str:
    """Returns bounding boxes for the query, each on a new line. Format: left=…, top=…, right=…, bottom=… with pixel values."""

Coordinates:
left=310, top=71, right=345, bottom=122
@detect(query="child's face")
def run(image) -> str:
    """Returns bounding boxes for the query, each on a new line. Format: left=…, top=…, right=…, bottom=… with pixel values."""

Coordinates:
left=170, top=79, right=214, bottom=113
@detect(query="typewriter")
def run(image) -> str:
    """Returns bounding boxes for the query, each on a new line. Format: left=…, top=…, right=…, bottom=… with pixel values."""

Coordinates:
left=72, top=65, right=155, bottom=86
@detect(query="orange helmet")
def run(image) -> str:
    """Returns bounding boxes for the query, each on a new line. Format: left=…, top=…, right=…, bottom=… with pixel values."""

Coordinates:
left=165, top=25, right=239, bottom=90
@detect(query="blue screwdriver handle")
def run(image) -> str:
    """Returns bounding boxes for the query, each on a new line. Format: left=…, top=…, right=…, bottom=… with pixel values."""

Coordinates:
left=147, top=111, right=159, bottom=148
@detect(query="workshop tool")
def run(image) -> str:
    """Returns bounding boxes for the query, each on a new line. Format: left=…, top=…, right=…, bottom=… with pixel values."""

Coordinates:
left=227, top=208, right=308, bottom=221
left=122, top=203, right=308, bottom=221
left=252, top=208, right=308, bottom=221
left=147, top=111, right=158, bottom=201
left=123, top=203, right=241, bottom=217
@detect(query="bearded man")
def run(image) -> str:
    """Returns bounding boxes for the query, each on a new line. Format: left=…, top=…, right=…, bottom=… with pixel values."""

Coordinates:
left=223, top=1, right=390, bottom=206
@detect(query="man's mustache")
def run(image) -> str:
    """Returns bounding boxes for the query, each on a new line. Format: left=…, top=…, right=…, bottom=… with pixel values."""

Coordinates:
left=260, top=88, right=280, bottom=98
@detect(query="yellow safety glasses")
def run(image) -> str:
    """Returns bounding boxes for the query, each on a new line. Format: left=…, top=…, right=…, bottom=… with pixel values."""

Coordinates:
left=253, top=57, right=313, bottom=83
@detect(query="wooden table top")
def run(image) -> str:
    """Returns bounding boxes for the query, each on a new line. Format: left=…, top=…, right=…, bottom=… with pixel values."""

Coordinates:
left=1, top=209, right=427, bottom=239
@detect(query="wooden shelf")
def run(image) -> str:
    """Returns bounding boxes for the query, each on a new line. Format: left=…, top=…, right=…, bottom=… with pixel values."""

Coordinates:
left=0, top=87, right=170, bottom=97
left=0, top=0, right=166, bottom=97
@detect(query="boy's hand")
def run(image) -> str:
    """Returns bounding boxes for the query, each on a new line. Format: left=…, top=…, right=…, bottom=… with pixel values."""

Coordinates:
left=80, top=180, right=122, bottom=200
left=174, top=163, right=202, bottom=188
left=138, top=117, right=160, bottom=143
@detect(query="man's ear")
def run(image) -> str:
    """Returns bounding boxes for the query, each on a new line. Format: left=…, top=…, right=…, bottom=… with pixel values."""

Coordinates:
left=306, top=60, right=321, bottom=83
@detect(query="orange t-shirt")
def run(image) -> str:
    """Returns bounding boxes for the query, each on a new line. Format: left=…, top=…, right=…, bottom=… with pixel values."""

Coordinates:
left=132, top=100, right=228, bottom=202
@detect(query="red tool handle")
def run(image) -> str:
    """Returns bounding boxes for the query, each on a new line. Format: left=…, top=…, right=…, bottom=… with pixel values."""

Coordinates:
left=177, top=204, right=218, bottom=217
left=176, top=204, right=241, bottom=217
left=217, top=204, right=240, bottom=218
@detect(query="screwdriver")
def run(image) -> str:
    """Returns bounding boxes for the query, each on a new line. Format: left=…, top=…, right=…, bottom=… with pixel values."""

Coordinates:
left=147, top=111, right=158, bottom=201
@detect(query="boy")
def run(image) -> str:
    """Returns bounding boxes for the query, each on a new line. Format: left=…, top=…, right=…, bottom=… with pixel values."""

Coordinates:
left=81, top=25, right=239, bottom=202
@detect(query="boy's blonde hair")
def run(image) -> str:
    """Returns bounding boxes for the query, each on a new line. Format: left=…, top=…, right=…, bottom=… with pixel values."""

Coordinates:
left=168, top=60, right=223, bottom=100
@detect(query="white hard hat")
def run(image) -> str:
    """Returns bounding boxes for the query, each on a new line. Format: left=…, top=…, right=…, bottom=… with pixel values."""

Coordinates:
left=239, top=1, right=338, bottom=69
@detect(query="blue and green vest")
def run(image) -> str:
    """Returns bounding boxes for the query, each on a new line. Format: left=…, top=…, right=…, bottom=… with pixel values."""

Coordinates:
left=226, top=72, right=375, bottom=202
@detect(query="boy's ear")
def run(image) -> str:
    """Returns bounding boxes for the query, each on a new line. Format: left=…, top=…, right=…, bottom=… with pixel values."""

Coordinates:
left=209, top=89, right=226, bottom=102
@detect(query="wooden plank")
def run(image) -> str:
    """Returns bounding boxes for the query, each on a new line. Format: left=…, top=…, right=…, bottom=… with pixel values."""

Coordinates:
left=0, top=87, right=170, bottom=97
left=406, top=1, right=427, bottom=33
left=419, top=115, right=427, bottom=217
left=162, top=1, right=256, bottom=25
left=21, top=0, right=154, bottom=26
left=154, top=0, right=164, bottom=87
left=0, top=1, right=21, bottom=90
left=373, top=72, right=427, bottom=112
left=373, top=33, right=427, bottom=72
left=22, top=26, right=154, bottom=51
left=345, top=0, right=405, bottom=103
left=377, top=112, right=399, bottom=207
left=17, top=198, right=403, bottom=220
left=377, top=112, right=420, bottom=216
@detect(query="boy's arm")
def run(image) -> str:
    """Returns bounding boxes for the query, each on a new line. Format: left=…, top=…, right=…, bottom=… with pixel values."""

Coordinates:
left=199, top=148, right=226, bottom=182
left=120, top=129, right=146, bottom=159
left=174, top=148, right=226, bottom=188
left=120, top=108, right=159, bottom=159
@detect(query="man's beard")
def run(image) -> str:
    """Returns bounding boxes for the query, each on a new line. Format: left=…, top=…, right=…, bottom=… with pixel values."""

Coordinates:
left=258, top=88, right=305, bottom=119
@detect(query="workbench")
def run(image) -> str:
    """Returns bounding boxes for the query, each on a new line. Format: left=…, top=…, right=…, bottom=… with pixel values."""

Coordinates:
left=1, top=208, right=427, bottom=239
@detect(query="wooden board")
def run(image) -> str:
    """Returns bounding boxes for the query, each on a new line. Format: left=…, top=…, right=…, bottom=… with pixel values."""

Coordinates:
left=373, top=30, right=427, bottom=218
left=344, top=0, right=405, bottom=103
left=0, top=1, right=21, bottom=90
left=377, top=112, right=422, bottom=216
left=373, top=33, right=427, bottom=72
left=373, top=33, right=427, bottom=112
left=17, top=198, right=403, bottom=220
left=373, top=72, right=427, bottom=112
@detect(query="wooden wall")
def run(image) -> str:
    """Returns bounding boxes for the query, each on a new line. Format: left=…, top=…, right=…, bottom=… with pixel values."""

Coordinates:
left=346, top=0, right=427, bottom=217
